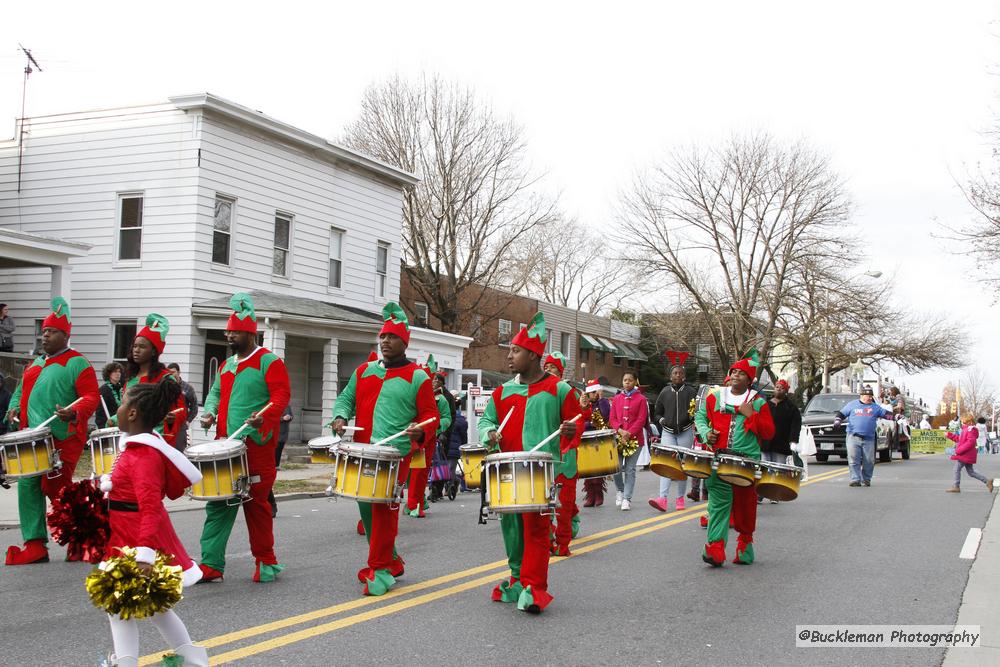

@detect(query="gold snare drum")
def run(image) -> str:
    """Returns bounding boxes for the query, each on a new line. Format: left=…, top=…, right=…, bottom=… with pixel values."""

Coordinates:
left=484, top=450, right=556, bottom=514
left=330, top=443, right=402, bottom=503
left=88, top=427, right=121, bottom=478
left=0, top=427, right=58, bottom=479
left=756, top=459, right=802, bottom=501
left=576, top=429, right=621, bottom=478
left=649, top=443, right=687, bottom=480
left=681, top=447, right=714, bottom=479
left=185, top=439, right=250, bottom=502
left=714, top=453, right=760, bottom=487
left=460, top=444, right=486, bottom=489
left=308, top=435, right=340, bottom=464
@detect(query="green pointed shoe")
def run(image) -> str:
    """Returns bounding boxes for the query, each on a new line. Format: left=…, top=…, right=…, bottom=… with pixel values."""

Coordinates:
left=362, top=568, right=396, bottom=596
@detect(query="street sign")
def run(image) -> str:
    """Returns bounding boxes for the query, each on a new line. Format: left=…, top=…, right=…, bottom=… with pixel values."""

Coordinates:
left=469, top=385, right=482, bottom=397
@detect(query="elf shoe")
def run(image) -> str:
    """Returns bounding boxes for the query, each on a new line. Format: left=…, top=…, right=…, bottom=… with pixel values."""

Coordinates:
left=733, top=533, right=755, bottom=565
left=702, top=540, right=725, bottom=567
left=517, top=585, right=554, bottom=614
left=253, top=560, right=285, bottom=583
left=675, top=497, right=685, bottom=511
left=582, top=486, right=595, bottom=507
left=687, top=489, right=700, bottom=502
left=356, top=519, right=365, bottom=535
left=389, top=555, right=406, bottom=578
left=648, top=497, right=668, bottom=512
left=357, top=566, right=374, bottom=583
left=571, top=513, right=580, bottom=538
left=699, top=515, right=708, bottom=528
left=491, top=576, right=523, bottom=603
left=5, top=540, right=48, bottom=566
left=196, top=563, right=224, bottom=583
left=362, top=568, right=396, bottom=596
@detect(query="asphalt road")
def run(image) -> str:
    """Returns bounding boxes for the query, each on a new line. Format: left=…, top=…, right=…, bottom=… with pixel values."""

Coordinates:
left=1, top=452, right=996, bottom=666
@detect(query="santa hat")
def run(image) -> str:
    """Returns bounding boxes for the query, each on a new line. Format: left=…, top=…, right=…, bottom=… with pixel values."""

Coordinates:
left=226, top=292, right=258, bottom=333
left=135, top=313, right=169, bottom=355
left=728, top=349, right=761, bottom=382
left=544, top=351, right=566, bottom=376
left=511, top=312, right=547, bottom=357
left=585, top=378, right=603, bottom=394
left=775, top=378, right=790, bottom=390
left=41, top=297, right=71, bottom=335
left=379, top=301, right=410, bottom=345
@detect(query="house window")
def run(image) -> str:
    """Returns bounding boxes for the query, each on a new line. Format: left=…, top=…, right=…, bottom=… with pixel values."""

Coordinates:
left=414, top=302, right=429, bottom=327
left=696, top=343, right=710, bottom=362
left=613, top=353, right=622, bottom=366
left=111, top=321, right=138, bottom=362
left=596, top=350, right=606, bottom=364
left=578, top=347, right=589, bottom=363
left=560, top=332, right=571, bottom=355
left=376, top=241, right=390, bottom=298
left=471, top=314, right=483, bottom=342
left=117, top=194, right=143, bottom=261
left=328, top=227, right=344, bottom=288
left=546, top=329, right=555, bottom=353
left=213, top=195, right=235, bottom=265
left=33, top=319, right=44, bottom=355
left=272, top=212, right=292, bottom=277
left=498, top=319, right=512, bottom=346
left=307, top=350, right=324, bottom=409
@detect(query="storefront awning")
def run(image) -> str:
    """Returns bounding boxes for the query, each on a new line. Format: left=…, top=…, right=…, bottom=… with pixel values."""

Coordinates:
left=579, top=334, right=613, bottom=351
left=596, top=337, right=620, bottom=354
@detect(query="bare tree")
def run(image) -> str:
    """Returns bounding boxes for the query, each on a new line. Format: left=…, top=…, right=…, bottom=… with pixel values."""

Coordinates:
left=343, top=74, right=554, bottom=333
left=958, top=144, right=1000, bottom=289
left=620, top=133, right=850, bottom=368
left=959, top=368, right=995, bottom=418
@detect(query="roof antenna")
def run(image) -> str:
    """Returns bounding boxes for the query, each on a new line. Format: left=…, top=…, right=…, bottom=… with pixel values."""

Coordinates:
left=17, top=44, right=42, bottom=193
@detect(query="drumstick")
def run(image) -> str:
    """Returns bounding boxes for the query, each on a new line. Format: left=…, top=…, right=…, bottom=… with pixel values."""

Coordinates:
left=371, top=418, right=437, bottom=448
left=496, top=409, right=514, bottom=436
left=529, top=414, right=581, bottom=453
left=228, top=402, right=275, bottom=440
left=38, top=397, right=85, bottom=429
left=322, top=418, right=364, bottom=430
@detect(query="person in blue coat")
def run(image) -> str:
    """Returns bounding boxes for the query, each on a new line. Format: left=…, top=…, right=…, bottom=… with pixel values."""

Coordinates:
left=834, top=386, right=893, bottom=487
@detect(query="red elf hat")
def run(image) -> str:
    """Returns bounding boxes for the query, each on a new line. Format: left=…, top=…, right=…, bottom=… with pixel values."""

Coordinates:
left=226, top=292, right=258, bottom=333
left=42, top=297, right=72, bottom=335
left=136, top=313, right=169, bottom=355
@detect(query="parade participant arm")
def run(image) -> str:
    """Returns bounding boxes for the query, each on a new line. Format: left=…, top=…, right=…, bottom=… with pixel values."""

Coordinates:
left=558, top=387, right=583, bottom=453
left=695, top=391, right=716, bottom=446
left=435, top=393, right=452, bottom=435
left=738, top=397, right=775, bottom=441
left=200, top=372, right=222, bottom=428
left=407, top=374, right=437, bottom=450
left=330, top=368, right=358, bottom=435
left=478, top=391, right=502, bottom=451
left=60, top=363, right=100, bottom=424
left=6, top=378, right=22, bottom=427
left=132, top=448, right=170, bottom=567
left=252, top=357, right=291, bottom=431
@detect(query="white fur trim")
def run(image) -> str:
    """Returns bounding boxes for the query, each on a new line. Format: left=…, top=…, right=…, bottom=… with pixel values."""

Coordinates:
left=99, top=473, right=113, bottom=492
left=181, top=563, right=203, bottom=587
left=121, top=432, right=202, bottom=485
left=134, top=546, right=156, bottom=564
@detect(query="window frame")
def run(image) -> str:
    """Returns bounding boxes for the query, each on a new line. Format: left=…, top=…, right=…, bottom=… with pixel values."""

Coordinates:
left=272, top=211, right=293, bottom=279
left=328, top=227, right=345, bottom=291
left=560, top=332, right=571, bottom=356
left=414, top=301, right=429, bottom=328
left=375, top=241, right=390, bottom=299
left=306, top=349, right=324, bottom=409
left=110, top=319, right=139, bottom=364
left=212, top=194, right=236, bottom=268
left=498, top=318, right=512, bottom=346
left=114, top=192, right=144, bottom=266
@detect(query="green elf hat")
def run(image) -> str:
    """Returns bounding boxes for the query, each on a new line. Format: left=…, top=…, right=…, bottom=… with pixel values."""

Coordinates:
left=226, top=292, right=258, bottom=333
left=729, top=348, right=761, bottom=381
left=379, top=301, right=410, bottom=345
left=511, top=312, right=547, bottom=357
left=426, top=354, right=438, bottom=374
left=544, top=351, right=566, bottom=376
left=42, top=296, right=72, bottom=335
left=136, top=313, right=170, bottom=355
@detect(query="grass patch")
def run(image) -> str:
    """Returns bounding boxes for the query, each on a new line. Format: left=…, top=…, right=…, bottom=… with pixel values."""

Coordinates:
left=272, top=479, right=328, bottom=494
left=278, top=462, right=308, bottom=470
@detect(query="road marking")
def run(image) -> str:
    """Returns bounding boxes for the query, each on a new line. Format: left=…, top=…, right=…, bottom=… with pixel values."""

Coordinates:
left=138, top=466, right=851, bottom=665
left=959, top=528, right=983, bottom=560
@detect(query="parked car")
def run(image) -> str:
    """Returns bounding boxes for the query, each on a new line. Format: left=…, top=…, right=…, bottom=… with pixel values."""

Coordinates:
left=802, top=393, right=903, bottom=463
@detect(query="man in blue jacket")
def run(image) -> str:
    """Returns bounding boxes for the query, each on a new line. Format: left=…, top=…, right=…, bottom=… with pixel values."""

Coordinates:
left=834, top=386, right=892, bottom=487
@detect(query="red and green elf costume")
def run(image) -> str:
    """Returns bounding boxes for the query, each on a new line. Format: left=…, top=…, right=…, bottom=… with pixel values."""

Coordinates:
left=695, top=352, right=775, bottom=567
left=544, top=351, right=580, bottom=555
left=404, top=354, right=452, bottom=517
left=478, top=313, right=581, bottom=613
left=6, top=297, right=100, bottom=565
left=333, top=302, right=439, bottom=596
left=110, top=314, right=187, bottom=446
left=198, top=293, right=291, bottom=583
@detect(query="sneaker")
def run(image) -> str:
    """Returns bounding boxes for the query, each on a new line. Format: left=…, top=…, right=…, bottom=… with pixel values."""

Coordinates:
left=946, top=487, right=960, bottom=493
left=615, top=492, right=623, bottom=507
left=849, top=481, right=861, bottom=487
left=862, top=481, right=871, bottom=487
left=674, top=497, right=685, bottom=511
left=648, top=497, right=668, bottom=512
left=988, top=479, right=995, bottom=493
left=621, top=499, right=631, bottom=511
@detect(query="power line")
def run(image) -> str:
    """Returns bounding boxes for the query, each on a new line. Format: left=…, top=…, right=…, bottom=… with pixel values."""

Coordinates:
left=17, top=44, right=41, bottom=194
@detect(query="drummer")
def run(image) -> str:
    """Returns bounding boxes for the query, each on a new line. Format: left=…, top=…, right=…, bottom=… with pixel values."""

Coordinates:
left=695, top=351, right=774, bottom=567
left=580, top=378, right=612, bottom=507
left=403, top=354, right=452, bottom=518
left=331, top=302, right=438, bottom=596
left=196, top=293, right=291, bottom=584
left=479, top=312, right=581, bottom=614
left=543, top=352, right=578, bottom=555
left=4, top=297, right=100, bottom=565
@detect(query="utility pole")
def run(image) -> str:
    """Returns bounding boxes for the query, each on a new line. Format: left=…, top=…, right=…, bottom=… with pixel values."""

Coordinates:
left=17, top=44, right=42, bottom=193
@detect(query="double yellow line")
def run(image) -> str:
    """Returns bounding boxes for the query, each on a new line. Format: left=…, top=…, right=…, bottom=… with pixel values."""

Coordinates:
left=139, top=466, right=849, bottom=665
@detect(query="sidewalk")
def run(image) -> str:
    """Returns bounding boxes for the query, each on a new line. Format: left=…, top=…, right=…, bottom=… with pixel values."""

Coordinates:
left=944, top=494, right=1000, bottom=664
left=0, top=463, right=335, bottom=530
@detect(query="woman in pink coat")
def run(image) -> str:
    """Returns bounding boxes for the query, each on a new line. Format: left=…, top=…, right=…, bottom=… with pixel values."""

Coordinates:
left=946, top=414, right=994, bottom=494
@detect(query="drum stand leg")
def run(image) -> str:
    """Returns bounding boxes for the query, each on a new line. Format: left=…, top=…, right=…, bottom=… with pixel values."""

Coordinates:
left=46, top=449, right=63, bottom=480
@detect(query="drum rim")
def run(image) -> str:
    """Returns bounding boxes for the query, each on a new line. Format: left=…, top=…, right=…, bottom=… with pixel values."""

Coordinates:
left=337, top=442, right=403, bottom=459
left=652, top=442, right=694, bottom=454
left=758, top=460, right=803, bottom=472
left=716, top=453, right=757, bottom=465
left=307, top=435, right=342, bottom=449
left=484, top=450, right=554, bottom=463
left=89, top=427, right=122, bottom=438
left=0, top=426, right=52, bottom=443
left=580, top=428, right=616, bottom=438
left=459, top=443, right=487, bottom=452
left=184, top=439, right=247, bottom=459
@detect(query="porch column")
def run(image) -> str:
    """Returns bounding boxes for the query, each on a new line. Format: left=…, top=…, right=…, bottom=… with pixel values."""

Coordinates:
left=268, top=324, right=287, bottom=359
left=323, top=338, right=340, bottom=420
left=50, top=264, right=72, bottom=301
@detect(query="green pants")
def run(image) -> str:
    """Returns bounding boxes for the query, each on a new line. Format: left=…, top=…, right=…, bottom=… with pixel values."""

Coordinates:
left=17, top=475, right=48, bottom=543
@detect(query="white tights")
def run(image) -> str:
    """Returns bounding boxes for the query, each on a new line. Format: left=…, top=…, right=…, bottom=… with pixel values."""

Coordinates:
left=107, top=610, right=208, bottom=667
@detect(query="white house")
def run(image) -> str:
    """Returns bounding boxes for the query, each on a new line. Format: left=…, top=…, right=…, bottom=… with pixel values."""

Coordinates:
left=0, top=93, right=470, bottom=441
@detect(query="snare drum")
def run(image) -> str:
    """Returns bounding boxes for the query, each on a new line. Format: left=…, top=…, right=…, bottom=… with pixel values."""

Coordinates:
left=649, top=443, right=687, bottom=481
left=576, top=429, right=621, bottom=478
left=331, top=443, right=402, bottom=503
left=88, top=427, right=121, bottom=477
left=715, top=453, right=760, bottom=487
left=0, top=427, right=58, bottom=479
left=185, top=439, right=250, bottom=501
left=308, top=435, right=341, bottom=464
left=484, top=450, right=556, bottom=514
left=681, top=448, right=714, bottom=479
left=756, top=459, right=803, bottom=501
left=460, top=444, right=486, bottom=489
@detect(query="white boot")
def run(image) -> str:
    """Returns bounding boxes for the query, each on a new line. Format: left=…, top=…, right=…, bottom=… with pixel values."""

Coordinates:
left=111, top=655, right=138, bottom=667
left=173, top=643, right=209, bottom=667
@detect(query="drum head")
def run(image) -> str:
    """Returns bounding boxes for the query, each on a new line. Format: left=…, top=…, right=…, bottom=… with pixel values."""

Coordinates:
left=338, top=442, right=402, bottom=460
left=308, top=435, right=341, bottom=449
left=185, top=439, right=246, bottom=460
left=485, top=450, right=553, bottom=464
left=760, top=460, right=801, bottom=473
left=459, top=444, right=486, bottom=453
left=0, top=426, right=52, bottom=444
left=89, top=427, right=122, bottom=440
left=581, top=429, right=615, bottom=440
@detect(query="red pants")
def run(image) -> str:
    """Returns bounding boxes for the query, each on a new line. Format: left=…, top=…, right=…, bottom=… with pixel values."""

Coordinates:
left=360, top=456, right=411, bottom=570
left=553, top=477, right=578, bottom=548
left=499, top=510, right=552, bottom=593
left=405, top=441, right=435, bottom=511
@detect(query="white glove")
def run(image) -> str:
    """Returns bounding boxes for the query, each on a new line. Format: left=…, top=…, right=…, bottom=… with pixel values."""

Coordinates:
left=790, top=443, right=799, bottom=453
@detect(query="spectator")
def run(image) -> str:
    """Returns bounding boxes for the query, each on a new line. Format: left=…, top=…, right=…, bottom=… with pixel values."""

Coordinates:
left=759, top=379, right=802, bottom=504
left=0, top=303, right=14, bottom=352
left=95, top=362, right=124, bottom=429
left=610, top=371, right=648, bottom=511
left=648, top=365, right=698, bottom=512
left=834, top=386, right=893, bottom=488
left=976, top=417, right=988, bottom=455
left=919, top=415, right=932, bottom=430
left=431, top=404, right=466, bottom=500
left=945, top=414, right=995, bottom=494
left=167, top=363, right=199, bottom=449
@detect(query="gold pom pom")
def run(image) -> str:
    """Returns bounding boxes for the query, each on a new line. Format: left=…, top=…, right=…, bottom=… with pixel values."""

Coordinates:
left=85, top=547, right=183, bottom=620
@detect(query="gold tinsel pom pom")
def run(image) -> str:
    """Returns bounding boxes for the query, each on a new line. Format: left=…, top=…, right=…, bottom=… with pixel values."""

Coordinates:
left=85, top=547, right=183, bottom=620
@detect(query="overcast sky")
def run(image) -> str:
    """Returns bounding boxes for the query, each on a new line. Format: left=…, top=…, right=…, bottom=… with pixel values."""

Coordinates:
left=3, top=0, right=998, bottom=409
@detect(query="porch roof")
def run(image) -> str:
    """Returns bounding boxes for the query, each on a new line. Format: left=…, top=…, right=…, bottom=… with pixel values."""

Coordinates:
left=191, top=290, right=383, bottom=328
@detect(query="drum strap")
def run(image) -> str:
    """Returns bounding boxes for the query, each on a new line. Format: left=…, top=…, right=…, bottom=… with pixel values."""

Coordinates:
left=478, top=468, right=488, bottom=525
left=108, top=500, right=139, bottom=512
